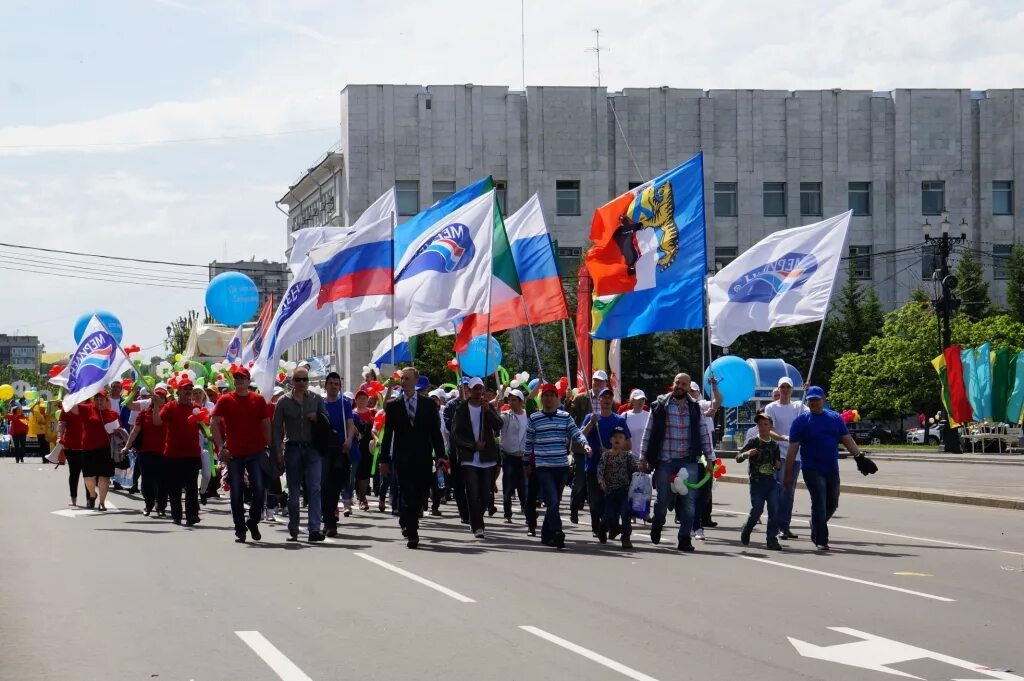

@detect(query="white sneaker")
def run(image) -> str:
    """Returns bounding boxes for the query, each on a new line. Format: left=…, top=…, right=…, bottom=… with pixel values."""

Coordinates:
left=474, top=529, right=485, bottom=539
left=695, top=528, right=706, bottom=541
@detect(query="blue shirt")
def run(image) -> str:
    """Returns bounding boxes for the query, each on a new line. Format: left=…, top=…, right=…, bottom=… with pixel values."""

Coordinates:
left=580, top=412, right=631, bottom=472
left=789, top=410, right=848, bottom=474
left=324, top=396, right=355, bottom=449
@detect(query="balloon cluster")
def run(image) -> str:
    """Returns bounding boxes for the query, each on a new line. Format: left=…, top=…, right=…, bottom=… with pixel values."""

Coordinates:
left=840, top=409, right=861, bottom=424
left=187, top=407, right=211, bottom=426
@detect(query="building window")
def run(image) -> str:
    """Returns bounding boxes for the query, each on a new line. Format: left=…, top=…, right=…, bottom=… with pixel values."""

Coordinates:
left=800, top=182, right=823, bottom=217
left=557, top=246, right=582, bottom=278
left=714, top=246, right=738, bottom=272
left=849, top=245, right=872, bottom=280
left=922, top=244, right=941, bottom=280
left=432, top=181, right=455, bottom=205
left=848, top=182, right=871, bottom=216
left=993, top=181, right=1014, bottom=215
left=763, top=182, right=786, bottom=217
left=396, top=180, right=419, bottom=216
left=994, top=244, right=1012, bottom=279
left=556, top=180, right=581, bottom=216
left=922, top=180, right=945, bottom=215
left=714, top=182, right=738, bottom=217
left=494, top=181, right=507, bottom=216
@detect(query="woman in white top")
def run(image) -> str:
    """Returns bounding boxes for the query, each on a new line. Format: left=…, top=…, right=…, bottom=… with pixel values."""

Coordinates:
left=621, top=389, right=651, bottom=460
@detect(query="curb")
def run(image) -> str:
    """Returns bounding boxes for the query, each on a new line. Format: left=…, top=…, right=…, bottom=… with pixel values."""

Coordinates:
left=719, top=474, right=1024, bottom=511
left=840, top=454, right=1024, bottom=467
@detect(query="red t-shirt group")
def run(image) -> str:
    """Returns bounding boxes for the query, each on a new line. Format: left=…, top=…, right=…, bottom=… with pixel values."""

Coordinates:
left=212, top=391, right=269, bottom=457
left=137, top=408, right=168, bottom=454
left=159, top=400, right=201, bottom=458
left=80, top=404, right=120, bottom=451
left=5, top=413, right=29, bottom=437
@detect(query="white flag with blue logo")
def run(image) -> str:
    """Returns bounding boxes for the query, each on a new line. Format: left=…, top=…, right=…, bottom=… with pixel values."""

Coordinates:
left=393, top=190, right=495, bottom=336
left=224, top=325, right=244, bottom=364
left=61, top=316, right=133, bottom=410
left=708, top=211, right=851, bottom=347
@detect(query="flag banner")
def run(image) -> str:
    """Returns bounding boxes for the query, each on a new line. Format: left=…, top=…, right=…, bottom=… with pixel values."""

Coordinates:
left=288, top=188, right=397, bottom=275
left=945, top=345, right=974, bottom=424
left=224, top=325, right=244, bottom=364
left=973, top=342, right=993, bottom=421
left=575, top=265, right=593, bottom=386
left=241, top=294, right=275, bottom=365
left=308, top=215, right=393, bottom=309
left=992, top=346, right=1012, bottom=423
left=930, top=354, right=960, bottom=428
left=305, top=355, right=331, bottom=377
left=1007, top=351, right=1024, bottom=425
left=393, top=190, right=495, bottom=336
left=589, top=153, right=707, bottom=339
left=707, top=210, right=852, bottom=347
left=61, top=316, right=133, bottom=411
left=371, top=333, right=414, bottom=366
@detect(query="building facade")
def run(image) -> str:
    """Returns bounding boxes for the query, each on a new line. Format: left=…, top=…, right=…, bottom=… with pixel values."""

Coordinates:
left=208, top=260, right=288, bottom=313
left=0, top=334, right=43, bottom=373
left=280, top=84, right=1024, bottom=383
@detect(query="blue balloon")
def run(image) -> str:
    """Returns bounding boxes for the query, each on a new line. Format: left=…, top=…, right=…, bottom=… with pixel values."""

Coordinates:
left=205, top=272, right=259, bottom=326
left=457, top=335, right=503, bottom=378
left=704, top=355, right=755, bottom=408
left=528, top=378, right=541, bottom=391
left=73, top=310, right=123, bottom=344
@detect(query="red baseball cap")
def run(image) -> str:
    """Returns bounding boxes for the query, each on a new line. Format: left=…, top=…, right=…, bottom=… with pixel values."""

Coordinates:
left=232, top=367, right=251, bottom=379
left=539, top=383, right=558, bottom=395
left=178, top=380, right=194, bottom=391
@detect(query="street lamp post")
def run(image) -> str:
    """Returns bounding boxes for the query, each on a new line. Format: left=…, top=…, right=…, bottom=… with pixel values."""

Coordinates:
left=924, top=212, right=967, bottom=453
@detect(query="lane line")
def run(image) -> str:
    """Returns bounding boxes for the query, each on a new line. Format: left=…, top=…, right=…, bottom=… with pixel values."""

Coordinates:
left=715, top=509, right=1024, bottom=557
left=354, top=552, right=475, bottom=603
left=519, top=626, right=660, bottom=681
left=235, top=630, right=313, bottom=681
left=736, top=555, right=955, bottom=602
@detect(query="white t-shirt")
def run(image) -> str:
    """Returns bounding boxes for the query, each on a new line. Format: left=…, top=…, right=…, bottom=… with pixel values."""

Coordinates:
left=463, top=403, right=495, bottom=468
left=764, top=400, right=809, bottom=462
left=622, top=410, right=650, bottom=458
left=128, top=399, right=151, bottom=427
left=500, top=411, right=529, bottom=454
left=698, top=399, right=715, bottom=448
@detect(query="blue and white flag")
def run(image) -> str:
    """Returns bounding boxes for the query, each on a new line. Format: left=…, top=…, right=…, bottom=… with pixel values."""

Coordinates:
left=371, top=332, right=413, bottom=366
left=61, top=316, right=133, bottom=410
left=707, top=211, right=851, bottom=347
left=224, top=325, right=244, bottom=364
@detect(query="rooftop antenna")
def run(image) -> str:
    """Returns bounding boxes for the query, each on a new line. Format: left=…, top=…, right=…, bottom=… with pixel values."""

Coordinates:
left=585, top=28, right=608, bottom=87
left=520, top=0, right=526, bottom=91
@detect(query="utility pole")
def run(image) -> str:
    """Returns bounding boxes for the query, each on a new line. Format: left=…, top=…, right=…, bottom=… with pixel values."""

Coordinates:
left=585, top=28, right=607, bottom=87
left=924, top=212, right=967, bottom=453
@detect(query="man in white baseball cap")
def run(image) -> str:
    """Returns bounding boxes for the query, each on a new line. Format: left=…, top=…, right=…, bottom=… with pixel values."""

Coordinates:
left=764, top=375, right=808, bottom=540
left=622, top=389, right=650, bottom=459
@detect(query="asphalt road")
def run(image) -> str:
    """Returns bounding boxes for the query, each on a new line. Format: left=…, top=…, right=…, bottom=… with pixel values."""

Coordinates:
left=2, top=459, right=1023, bottom=681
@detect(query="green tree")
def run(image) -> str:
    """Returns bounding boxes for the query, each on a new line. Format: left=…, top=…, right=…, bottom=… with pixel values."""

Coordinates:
left=954, top=245, right=991, bottom=321
left=1006, top=244, right=1024, bottom=323
left=164, top=310, right=213, bottom=355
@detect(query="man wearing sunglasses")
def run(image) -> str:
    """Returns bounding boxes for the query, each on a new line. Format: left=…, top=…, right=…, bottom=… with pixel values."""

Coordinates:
left=271, top=367, right=331, bottom=542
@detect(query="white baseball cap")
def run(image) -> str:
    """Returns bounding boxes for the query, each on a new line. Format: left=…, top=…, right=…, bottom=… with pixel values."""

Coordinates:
left=592, top=370, right=609, bottom=381
left=467, top=377, right=484, bottom=389
left=508, top=388, right=525, bottom=401
left=778, top=376, right=794, bottom=388
left=629, top=389, right=646, bottom=401
left=689, top=381, right=701, bottom=392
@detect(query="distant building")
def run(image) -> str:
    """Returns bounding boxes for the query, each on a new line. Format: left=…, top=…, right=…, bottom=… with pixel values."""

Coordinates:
left=208, top=260, right=288, bottom=313
left=0, top=334, right=43, bottom=373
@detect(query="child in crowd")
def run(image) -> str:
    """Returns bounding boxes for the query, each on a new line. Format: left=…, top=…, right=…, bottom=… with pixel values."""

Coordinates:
left=736, top=412, right=783, bottom=551
left=597, top=425, right=642, bottom=549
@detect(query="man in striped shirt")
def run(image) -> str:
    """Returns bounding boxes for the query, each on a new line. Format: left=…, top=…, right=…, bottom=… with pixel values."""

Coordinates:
left=525, top=383, right=591, bottom=550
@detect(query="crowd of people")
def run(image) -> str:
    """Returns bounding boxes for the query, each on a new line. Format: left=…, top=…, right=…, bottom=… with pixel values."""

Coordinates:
left=45, top=361, right=869, bottom=553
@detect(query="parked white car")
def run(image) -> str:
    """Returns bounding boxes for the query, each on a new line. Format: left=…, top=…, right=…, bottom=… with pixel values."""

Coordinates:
left=905, top=426, right=942, bottom=445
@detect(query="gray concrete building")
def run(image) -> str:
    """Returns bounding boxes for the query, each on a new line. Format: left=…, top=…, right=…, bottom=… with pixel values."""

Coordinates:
left=0, top=334, right=43, bottom=373
left=280, top=84, right=1024, bottom=384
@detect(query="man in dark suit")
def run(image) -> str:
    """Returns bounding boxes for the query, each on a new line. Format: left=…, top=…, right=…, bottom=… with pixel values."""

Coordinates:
left=380, top=367, right=447, bottom=549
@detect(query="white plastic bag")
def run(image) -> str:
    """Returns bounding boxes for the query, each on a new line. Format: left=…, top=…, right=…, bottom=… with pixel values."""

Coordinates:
left=629, top=472, right=652, bottom=519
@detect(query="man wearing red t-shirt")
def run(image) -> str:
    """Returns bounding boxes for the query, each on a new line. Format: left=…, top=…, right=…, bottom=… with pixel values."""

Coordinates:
left=124, top=386, right=169, bottom=517
left=154, top=380, right=202, bottom=526
left=5, top=405, right=29, bottom=463
left=58, top=406, right=88, bottom=506
left=212, top=367, right=271, bottom=543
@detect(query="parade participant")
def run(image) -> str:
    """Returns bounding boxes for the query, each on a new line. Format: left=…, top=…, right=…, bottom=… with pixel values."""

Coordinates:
left=597, top=425, right=642, bottom=549
left=737, top=412, right=783, bottom=551
left=499, top=388, right=529, bottom=523
left=567, top=370, right=611, bottom=524
left=123, top=385, right=169, bottom=517
left=441, top=380, right=469, bottom=523
left=581, top=388, right=631, bottom=537
left=641, top=373, right=715, bottom=552
left=525, top=383, right=591, bottom=550
left=765, top=377, right=808, bottom=540
left=75, top=393, right=121, bottom=512
left=783, top=386, right=867, bottom=551
left=29, top=399, right=49, bottom=463
left=621, top=390, right=650, bottom=459
left=58, top=402, right=87, bottom=506
left=272, top=367, right=330, bottom=542
left=154, top=380, right=202, bottom=526
left=428, top=388, right=449, bottom=516
left=450, top=377, right=503, bottom=539
left=5, top=404, right=29, bottom=463
left=320, top=372, right=356, bottom=538
left=352, top=389, right=376, bottom=512
left=212, top=367, right=271, bottom=543
left=689, top=377, right=722, bottom=539
left=379, top=367, right=447, bottom=549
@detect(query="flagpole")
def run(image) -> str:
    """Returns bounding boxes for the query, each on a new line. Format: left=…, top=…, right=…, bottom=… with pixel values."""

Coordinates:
left=805, top=311, right=830, bottom=388
left=484, top=199, right=496, bottom=380
left=389, top=209, right=396, bottom=368
left=560, top=319, right=572, bottom=382
left=518, top=298, right=546, bottom=379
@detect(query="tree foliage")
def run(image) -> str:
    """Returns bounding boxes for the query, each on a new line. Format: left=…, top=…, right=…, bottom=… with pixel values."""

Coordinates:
left=1006, top=244, right=1024, bottom=323
left=954, top=246, right=991, bottom=321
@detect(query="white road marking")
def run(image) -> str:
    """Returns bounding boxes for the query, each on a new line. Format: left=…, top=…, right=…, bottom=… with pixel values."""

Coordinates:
left=519, top=626, right=660, bottom=681
left=354, top=552, right=475, bottom=603
left=716, top=508, right=1024, bottom=557
left=50, top=499, right=119, bottom=518
left=235, top=631, right=313, bottom=681
left=737, top=555, right=955, bottom=602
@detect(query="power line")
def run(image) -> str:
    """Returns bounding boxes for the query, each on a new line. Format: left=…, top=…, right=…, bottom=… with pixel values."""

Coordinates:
left=0, top=264, right=206, bottom=290
left=0, top=253, right=208, bottom=286
left=0, top=125, right=338, bottom=150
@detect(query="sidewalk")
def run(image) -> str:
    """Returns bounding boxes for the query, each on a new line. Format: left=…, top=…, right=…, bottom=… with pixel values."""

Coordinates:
left=842, top=450, right=1024, bottom=466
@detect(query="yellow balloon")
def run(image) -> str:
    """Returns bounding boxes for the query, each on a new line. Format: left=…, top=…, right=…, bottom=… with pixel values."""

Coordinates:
left=24, top=390, right=38, bottom=401
left=174, top=353, right=184, bottom=362
left=0, top=384, right=13, bottom=400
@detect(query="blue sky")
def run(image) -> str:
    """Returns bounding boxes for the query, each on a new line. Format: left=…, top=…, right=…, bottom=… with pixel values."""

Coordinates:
left=2, top=0, right=1023, bottom=354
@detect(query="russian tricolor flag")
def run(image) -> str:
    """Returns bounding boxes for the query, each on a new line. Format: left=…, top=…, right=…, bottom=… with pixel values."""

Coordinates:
left=454, top=194, right=569, bottom=351
left=308, top=216, right=393, bottom=310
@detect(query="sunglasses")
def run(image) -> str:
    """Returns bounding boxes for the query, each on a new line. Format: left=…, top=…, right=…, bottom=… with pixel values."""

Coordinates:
left=293, top=377, right=309, bottom=383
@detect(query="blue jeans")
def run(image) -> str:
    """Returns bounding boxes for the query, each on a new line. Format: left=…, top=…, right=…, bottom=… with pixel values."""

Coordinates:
left=536, top=466, right=568, bottom=542
left=743, top=476, right=779, bottom=540
left=227, top=453, right=265, bottom=535
left=285, top=444, right=322, bottom=535
left=801, top=469, right=840, bottom=546
left=775, top=459, right=800, bottom=532
left=501, top=454, right=527, bottom=519
left=601, top=487, right=632, bottom=539
left=653, top=460, right=699, bottom=543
